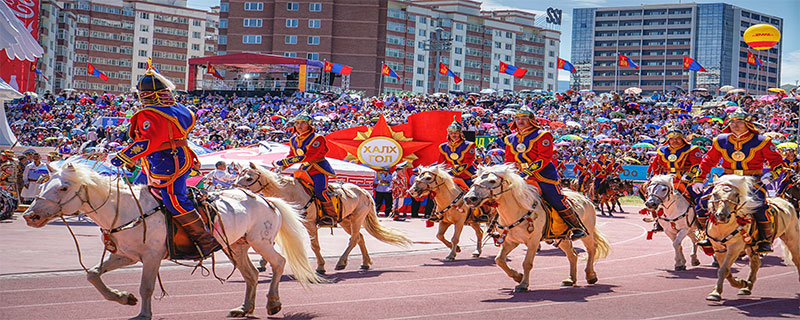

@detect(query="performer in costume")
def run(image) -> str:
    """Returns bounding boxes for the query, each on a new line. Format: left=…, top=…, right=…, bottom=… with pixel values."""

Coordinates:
left=572, top=157, right=593, bottom=193
left=274, top=112, right=337, bottom=225
left=646, top=127, right=704, bottom=232
left=504, top=105, right=587, bottom=239
left=691, top=108, right=785, bottom=253
left=0, top=150, right=18, bottom=198
left=554, top=150, right=567, bottom=178
left=591, top=152, right=621, bottom=202
left=438, top=119, right=477, bottom=186
left=110, top=66, right=221, bottom=258
left=777, top=147, right=799, bottom=195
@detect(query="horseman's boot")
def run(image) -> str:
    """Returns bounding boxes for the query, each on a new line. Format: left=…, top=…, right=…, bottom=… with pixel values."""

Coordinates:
left=652, top=222, right=664, bottom=232
left=558, top=208, right=587, bottom=240
left=173, top=210, right=222, bottom=258
left=755, top=221, right=774, bottom=253
left=318, top=200, right=338, bottom=227
left=695, top=216, right=712, bottom=247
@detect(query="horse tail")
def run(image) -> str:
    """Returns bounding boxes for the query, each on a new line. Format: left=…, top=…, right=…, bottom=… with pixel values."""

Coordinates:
left=592, top=227, right=611, bottom=260
left=272, top=197, right=325, bottom=287
left=363, top=194, right=413, bottom=247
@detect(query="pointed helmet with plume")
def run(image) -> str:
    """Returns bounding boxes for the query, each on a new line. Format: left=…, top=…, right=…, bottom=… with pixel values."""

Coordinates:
left=137, top=60, right=176, bottom=106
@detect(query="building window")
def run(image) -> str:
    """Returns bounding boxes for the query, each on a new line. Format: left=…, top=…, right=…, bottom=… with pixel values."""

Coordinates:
left=419, top=29, right=426, bottom=37
left=548, top=51, right=555, bottom=57
left=139, top=37, right=148, bottom=44
left=417, top=67, right=424, bottom=74
left=307, top=36, right=319, bottom=45
left=244, top=18, right=262, bottom=27
left=138, top=50, right=147, bottom=57
left=454, top=47, right=462, bottom=54
left=417, top=54, right=425, bottom=62
left=503, top=78, right=510, bottom=85
left=455, top=23, right=463, bottom=30
left=416, top=80, right=424, bottom=87
left=284, top=52, right=296, bottom=57
left=547, top=73, right=553, bottom=79
left=309, top=19, right=321, bottom=28
left=455, top=35, right=462, bottom=42
left=137, top=62, right=147, bottom=69
left=244, top=2, right=263, bottom=11
left=286, top=19, right=298, bottom=28
left=309, top=3, right=321, bottom=11
left=285, top=35, right=297, bottom=44
left=307, top=52, right=319, bottom=60
left=454, top=60, right=461, bottom=67
left=191, top=43, right=200, bottom=50
left=548, top=62, right=554, bottom=68
left=193, top=19, right=202, bottom=27
left=287, top=2, right=298, bottom=11
left=140, top=12, right=149, bottom=19
left=220, top=3, right=228, bottom=12
left=218, top=35, right=227, bottom=44
left=243, top=35, right=262, bottom=44
left=140, top=25, right=149, bottom=32
left=192, top=31, right=201, bottom=39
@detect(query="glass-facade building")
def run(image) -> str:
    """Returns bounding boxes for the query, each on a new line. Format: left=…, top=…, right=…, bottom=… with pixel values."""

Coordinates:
left=570, top=3, right=782, bottom=95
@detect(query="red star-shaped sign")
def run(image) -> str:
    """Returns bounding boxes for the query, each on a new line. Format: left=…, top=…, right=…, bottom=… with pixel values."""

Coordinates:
left=328, top=115, right=430, bottom=165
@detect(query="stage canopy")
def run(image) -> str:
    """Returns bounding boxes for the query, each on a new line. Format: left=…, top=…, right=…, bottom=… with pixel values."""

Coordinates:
left=187, top=53, right=326, bottom=92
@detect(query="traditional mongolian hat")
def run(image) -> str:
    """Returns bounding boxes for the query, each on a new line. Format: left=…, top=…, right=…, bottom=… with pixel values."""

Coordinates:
left=508, top=104, right=539, bottom=131
left=664, top=125, right=690, bottom=145
left=723, top=108, right=758, bottom=133
left=137, top=61, right=176, bottom=107
left=446, top=117, right=464, bottom=133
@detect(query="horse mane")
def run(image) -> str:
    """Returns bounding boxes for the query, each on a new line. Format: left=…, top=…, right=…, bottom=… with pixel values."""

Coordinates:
left=477, top=164, right=539, bottom=211
left=59, top=163, right=144, bottom=195
left=713, top=174, right=760, bottom=217
left=650, top=175, right=673, bottom=188
left=254, top=165, right=292, bottom=188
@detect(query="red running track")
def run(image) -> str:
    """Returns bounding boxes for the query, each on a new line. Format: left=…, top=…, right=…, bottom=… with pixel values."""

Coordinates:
left=0, top=206, right=798, bottom=319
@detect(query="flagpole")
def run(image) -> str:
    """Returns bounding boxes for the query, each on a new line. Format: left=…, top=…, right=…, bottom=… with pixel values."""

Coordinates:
left=745, top=53, right=750, bottom=94
left=756, top=50, right=762, bottom=95
left=378, top=61, right=384, bottom=97
left=614, top=53, right=618, bottom=93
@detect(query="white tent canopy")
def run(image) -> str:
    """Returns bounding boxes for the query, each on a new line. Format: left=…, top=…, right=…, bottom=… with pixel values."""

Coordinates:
left=0, top=1, right=44, bottom=61
left=0, top=78, right=20, bottom=146
left=198, top=141, right=377, bottom=192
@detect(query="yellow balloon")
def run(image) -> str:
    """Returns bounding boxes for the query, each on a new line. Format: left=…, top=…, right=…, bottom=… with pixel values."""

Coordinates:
left=743, top=24, right=781, bottom=50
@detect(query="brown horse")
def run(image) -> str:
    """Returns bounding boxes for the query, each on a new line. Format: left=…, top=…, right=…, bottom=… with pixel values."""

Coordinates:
left=596, top=177, right=633, bottom=216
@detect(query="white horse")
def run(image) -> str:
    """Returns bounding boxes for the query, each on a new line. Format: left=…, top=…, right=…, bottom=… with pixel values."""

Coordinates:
left=704, top=175, right=800, bottom=301
left=235, top=163, right=412, bottom=274
left=464, top=164, right=611, bottom=292
left=22, top=163, right=322, bottom=319
left=642, top=175, right=701, bottom=270
left=407, top=165, right=484, bottom=261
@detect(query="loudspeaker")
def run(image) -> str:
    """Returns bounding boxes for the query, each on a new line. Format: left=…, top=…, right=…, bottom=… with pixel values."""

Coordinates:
left=464, top=131, right=476, bottom=142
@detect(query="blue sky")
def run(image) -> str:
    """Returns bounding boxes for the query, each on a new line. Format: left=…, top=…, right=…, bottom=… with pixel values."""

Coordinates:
left=188, top=0, right=799, bottom=85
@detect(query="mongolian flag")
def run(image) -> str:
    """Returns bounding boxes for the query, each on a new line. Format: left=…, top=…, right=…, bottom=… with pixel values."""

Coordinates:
left=381, top=63, right=400, bottom=80
left=323, top=61, right=353, bottom=75
left=747, top=51, right=763, bottom=67
left=557, top=57, right=576, bottom=72
left=438, top=63, right=462, bottom=84
left=31, top=63, right=48, bottom=81
left=682, top=56, right=707, bottom=72
left=498, top=61, right=527, bottom=78
left=207, top=63, right=223, bottom=80
left=87, top=63, right=109, bottom=81
left=617, top=54, right=639, bottom=69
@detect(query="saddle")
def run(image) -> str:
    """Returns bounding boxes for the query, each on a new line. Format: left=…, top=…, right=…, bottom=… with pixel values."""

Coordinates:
left=293, top=171, right=342, bottom=224
left=153, top=186, right=221, bottom=260
left=523, top=179, right=571, bottom=240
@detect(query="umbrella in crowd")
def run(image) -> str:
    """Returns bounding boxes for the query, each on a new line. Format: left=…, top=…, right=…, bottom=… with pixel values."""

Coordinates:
left=624, top=87, right=642, bottom=95
left=565, top=121, right=581, bottom=128
left=768, top=88, right=786, bottom=94
left=719, top=85, right=735, bottom=92
left=558, top=134, right=584, bottom=141
left=777, top=142, right=798, bottom=149
left=631, top=142, right=656, bottom=149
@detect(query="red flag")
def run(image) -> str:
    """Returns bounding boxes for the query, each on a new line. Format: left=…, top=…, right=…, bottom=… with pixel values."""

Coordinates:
left=381, top=64, right=400, bottom=80
left=207, top=63, right=223, bottom=80
left=87, top=63, right=109, bottom=81
left=618, top=54, right=639, bottom=69
left=747, top=51, right=763, bottom=67
left=682, top=56, right=707, bottom=72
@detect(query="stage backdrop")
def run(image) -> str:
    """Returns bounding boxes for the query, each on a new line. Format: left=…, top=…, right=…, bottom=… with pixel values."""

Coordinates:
left=0, top=0, right=40, bottom=93
left=325, top=110, right=461, bottom=168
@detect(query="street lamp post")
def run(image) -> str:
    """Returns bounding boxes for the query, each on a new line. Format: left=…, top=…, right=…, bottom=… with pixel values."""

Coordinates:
left=424, top=26, right=452, bottom=93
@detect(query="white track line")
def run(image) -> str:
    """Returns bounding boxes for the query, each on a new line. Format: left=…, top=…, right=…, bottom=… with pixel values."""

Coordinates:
left=643, top=298, right=797, bottom=320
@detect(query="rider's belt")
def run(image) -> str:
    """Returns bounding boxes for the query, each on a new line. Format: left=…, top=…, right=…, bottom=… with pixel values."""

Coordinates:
left=153, top=139, right=188, bottom=152
left=670, top=168, right=676, bottom=173
left=723, top=168, right=761, bottom=176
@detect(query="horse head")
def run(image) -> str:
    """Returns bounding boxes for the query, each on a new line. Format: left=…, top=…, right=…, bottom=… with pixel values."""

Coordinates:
left=707, top=175, right=754, bottom=225
left=234, top=162, right=275, bottom=193
left=643, top=175, right=673, bottom=210
left=465, top=164, right=533, bottom=210
left=407, top=164, right=450, bottom=198
left=23, top=163, right=94, bottom=228
left=783, top=172, right=800, bottom=211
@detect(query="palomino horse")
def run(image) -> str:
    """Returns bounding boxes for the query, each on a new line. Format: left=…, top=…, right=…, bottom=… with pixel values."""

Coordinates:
left=22, top=163, right=322, bottom=319
left=407, top=165, right=484, bottom=261
left=704, top=175, right=800, bottom=301
left=235, top=163, right=412, bottom=274
left=642, top=175, right=701, bottom=270
left=464, top=164, right=611, bottom=292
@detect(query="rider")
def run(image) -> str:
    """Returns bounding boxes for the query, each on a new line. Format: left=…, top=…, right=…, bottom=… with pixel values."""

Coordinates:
left=554, top=150, right=567, bottom=178
left=438, top=119, right=477, bottom=186
left=504, top=105, right=587, bottom=240
left=573, top=156, right=593, bottom=193
left=110, top=66, right=221, bottom=258
left=591, top=151, right=621, bottom=203
left=691, top=108, right=785, bottom=253
left=777, top=147, right=799, bottom=195
left=646, top=126, right=704, bottom=232
left=274, top=111, right=337, bottom=225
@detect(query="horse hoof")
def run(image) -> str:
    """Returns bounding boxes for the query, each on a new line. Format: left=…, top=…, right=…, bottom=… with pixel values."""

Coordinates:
left=692, top=260, right=701, bottom=267
left=267, top=297, right=282, bottom=315
left=455, top=246, right=462, bottom=253
left=360, top=265, right=370, bottom=270
left=472, top=252, right=481, bottom=258
left=335, top=264, right=346, bottom=270
left=444, top=256, right=456, bottom=262
left=512, top=274, right=523, bottom=283
left=227, top=306, right=252, bottom=318
left=316, top=269, right=326, bottom=275
left=586, top=274, right=599, bottom=285
left=513, top=285, right=528, bottom=293
left=256, top=266, right=266, bottom=272
left=607, top=213, right=614, bottom=217
left=561, top=279, right=576, bottom=287
left=738, top=288, right=752, bottom=296
left=706, top=293, right=722, bottom=301
left=675, top=265, right=687, bottom=271
left=123, top=292, right=138, bottom=306
left=711, top=261, right=719, bottom=268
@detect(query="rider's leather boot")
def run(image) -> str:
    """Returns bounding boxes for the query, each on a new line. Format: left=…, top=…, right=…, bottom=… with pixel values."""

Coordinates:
left=173, top=210, right=222, bottom=258
left=318, top=200, right=338, bottom=227
left=755, top=221, right=773, bottom=253
left=558, top=208, right=587, bottom=240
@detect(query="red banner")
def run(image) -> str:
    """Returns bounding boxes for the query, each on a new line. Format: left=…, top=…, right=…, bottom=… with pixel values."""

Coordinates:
left=0, top=0, right=41, bottom=93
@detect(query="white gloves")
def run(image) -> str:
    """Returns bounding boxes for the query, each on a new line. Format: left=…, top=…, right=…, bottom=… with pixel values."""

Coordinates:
left=691, top=182, right=704, bottom=194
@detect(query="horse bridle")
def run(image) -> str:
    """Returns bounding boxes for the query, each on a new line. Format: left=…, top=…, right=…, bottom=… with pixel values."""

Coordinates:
left=236, top=170, right=268, bottom=192
left=33, top=178, right=113, bottom=217
left=413, top=171, right=446, bottom=196
left=471, top=174, right=511, bottom=202
left=646, top=181, right=674, bottom=209
left=706, top=182, right=746, bottom=222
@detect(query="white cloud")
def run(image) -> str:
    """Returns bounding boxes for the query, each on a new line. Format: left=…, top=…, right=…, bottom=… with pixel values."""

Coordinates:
left=782, top=49, right=800, bottom=85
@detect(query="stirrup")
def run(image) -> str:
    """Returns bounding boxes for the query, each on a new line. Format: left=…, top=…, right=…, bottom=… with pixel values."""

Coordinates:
left=317, top=216, right=336, bottom=227
left=755, top=241, right=773, bottom=254
left=569, top=228, right=587, bottom=240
